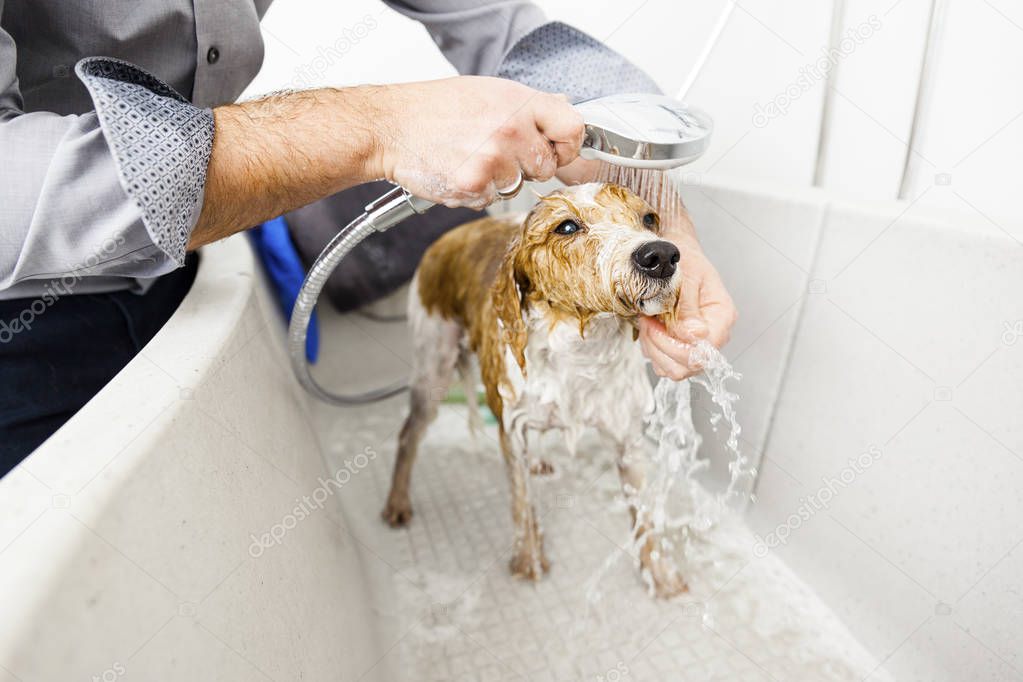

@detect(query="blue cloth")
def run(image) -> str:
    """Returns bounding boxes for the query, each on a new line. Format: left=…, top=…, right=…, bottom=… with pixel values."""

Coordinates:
left=249, top=217, right=319, bottom=363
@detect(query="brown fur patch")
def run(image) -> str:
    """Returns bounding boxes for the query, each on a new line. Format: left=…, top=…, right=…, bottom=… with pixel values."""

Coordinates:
left=416, top=213, right=522, bottom=421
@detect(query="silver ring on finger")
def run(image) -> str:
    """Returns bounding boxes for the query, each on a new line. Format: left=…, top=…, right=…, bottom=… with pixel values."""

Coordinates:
left=496, top=171, right=524, bottom=200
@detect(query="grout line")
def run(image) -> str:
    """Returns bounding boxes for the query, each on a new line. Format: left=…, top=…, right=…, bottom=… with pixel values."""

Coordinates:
left=826, top=513, right=939, bottom=601
left=676, top=0, right=739, bottom=99
left=953, top=620, right=1023, bottom=678
left=896, top=0, right=944, bottom=199
left=811, top=0, right=848, bottom=188
left=861, top=614, right=932, bottom=681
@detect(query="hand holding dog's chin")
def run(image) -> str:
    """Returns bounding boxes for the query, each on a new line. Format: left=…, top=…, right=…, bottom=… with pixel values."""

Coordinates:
left=638, top=232, right=737, bottom=381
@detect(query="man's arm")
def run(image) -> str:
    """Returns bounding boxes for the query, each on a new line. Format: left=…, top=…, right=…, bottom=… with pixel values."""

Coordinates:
left=189, top=87, right=383, bottom=249
left=189, top=77, right=584, bottom=249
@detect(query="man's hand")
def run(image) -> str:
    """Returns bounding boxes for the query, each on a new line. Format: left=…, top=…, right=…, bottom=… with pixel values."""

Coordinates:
left=190, top=77, right=584, bottom=249
left=638, top=212, right=737, bottom=380
left=376, top=77, right=584, bottom=209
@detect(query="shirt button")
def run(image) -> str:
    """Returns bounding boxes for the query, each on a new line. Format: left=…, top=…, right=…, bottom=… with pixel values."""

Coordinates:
left=206, top=47, right=220, bottom=64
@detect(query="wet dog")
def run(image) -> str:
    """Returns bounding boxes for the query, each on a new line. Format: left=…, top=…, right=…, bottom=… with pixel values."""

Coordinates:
left=382, top=183, right=686, bottom=597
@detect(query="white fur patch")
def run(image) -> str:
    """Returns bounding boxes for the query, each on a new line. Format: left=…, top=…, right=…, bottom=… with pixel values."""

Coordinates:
left=408, top=274, right=462, bottom=391
left=503, top=313, right=653, bottom=456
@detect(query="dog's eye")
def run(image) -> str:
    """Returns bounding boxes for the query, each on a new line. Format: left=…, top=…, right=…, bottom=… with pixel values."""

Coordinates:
left=642, top=213, right=660, bottom=230
left=554, top=219, right=581, bottom=235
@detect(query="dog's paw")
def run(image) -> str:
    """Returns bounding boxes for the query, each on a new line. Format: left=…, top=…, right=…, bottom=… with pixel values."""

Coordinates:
left=648, top=565, right=687, bottom=599
left=639, top=538, right=687, bottom=599
left=529, top=459, right=555, bottom=476
left=509, top=550, right=550, bottom=581
left=382, top=496, right=413, bottom=527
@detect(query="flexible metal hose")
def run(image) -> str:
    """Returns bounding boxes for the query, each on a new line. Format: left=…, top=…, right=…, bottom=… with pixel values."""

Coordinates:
left=288, top=178, right=526, bottom=406
left=287, top=186, right=432, bottom=405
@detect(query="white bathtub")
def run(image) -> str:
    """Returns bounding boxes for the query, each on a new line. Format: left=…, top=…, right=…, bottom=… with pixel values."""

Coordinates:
left=1, top=177, right=1020, bottom=681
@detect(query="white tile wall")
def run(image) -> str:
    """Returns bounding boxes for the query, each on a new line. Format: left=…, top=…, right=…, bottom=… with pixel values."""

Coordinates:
left=754, top=195, right=1023, bottom=680
left=815, top=0, right=933, bottom=199
left=749, top=457, right=938, bottom=668
left=683, top=0, right=834, bottom=186
left=900, top=0, right=1023, bottom=224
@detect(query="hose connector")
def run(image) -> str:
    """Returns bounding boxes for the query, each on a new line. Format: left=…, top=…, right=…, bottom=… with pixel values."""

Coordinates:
left=365, top=185, right=433, bottom=232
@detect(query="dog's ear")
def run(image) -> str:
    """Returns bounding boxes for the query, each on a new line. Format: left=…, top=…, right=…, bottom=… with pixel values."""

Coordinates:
left=492, top=246, right=529, bottom=374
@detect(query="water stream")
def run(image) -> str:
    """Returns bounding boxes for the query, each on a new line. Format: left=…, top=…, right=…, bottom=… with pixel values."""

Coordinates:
left=586, top=166, right=759, bottom=603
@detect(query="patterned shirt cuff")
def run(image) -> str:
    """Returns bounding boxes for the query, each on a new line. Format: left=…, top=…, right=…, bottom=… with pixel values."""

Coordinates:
left=496, top=21, right=662, bottom=103
left=75, top=57, right=214, bottom=267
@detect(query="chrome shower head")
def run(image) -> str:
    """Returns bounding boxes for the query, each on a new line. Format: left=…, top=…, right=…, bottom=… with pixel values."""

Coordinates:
left=575, top=93, right=713, bottom=170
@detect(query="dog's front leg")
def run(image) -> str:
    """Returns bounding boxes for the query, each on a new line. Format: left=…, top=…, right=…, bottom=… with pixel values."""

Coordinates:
left=617, top=439, right=687, bottom=598
left=500, top=426, right=549, bottom=580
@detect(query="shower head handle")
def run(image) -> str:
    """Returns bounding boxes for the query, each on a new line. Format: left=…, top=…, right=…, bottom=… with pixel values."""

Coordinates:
left=575, top=93, right=713, bottom=170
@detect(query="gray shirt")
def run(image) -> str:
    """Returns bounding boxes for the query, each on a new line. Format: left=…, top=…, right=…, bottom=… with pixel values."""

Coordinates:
left=0, top=0, right=657, bottom=300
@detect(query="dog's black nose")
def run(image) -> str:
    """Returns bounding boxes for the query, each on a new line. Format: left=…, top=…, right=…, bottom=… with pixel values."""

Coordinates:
left=631, top=240, right=680, bottom=279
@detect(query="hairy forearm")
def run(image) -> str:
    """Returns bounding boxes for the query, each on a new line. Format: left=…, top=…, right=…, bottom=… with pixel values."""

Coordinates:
left=187, top=75, right=585, bottom=248
left=188, top=87, right=386, bottom=249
